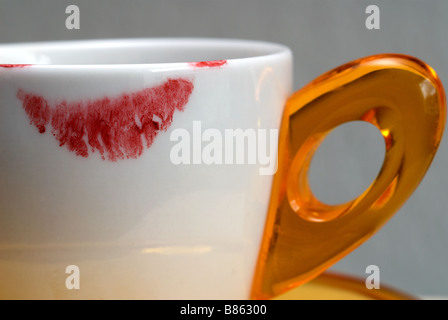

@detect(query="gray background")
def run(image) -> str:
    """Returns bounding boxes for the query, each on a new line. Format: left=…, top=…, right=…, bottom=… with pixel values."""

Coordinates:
left=1, top=0, right=447, bottom=298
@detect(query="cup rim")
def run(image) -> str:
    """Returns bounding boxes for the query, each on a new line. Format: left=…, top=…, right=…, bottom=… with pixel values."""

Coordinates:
left=0, top=38, right=292, bottom=69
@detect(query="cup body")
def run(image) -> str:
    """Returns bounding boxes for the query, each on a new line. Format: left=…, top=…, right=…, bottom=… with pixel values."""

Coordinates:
left=0, top=39, right=292, bottom=299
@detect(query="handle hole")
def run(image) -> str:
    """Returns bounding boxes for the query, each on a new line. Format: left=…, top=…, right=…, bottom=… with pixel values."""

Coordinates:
left=308, top=121, right=385, bottom=206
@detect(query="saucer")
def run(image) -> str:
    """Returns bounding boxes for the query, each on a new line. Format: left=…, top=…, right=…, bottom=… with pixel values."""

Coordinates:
left=274, top=272, right=415, bottom=300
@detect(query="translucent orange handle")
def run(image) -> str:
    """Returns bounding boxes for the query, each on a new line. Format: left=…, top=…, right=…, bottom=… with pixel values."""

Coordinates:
left=251, top=54, right=446, bottom=299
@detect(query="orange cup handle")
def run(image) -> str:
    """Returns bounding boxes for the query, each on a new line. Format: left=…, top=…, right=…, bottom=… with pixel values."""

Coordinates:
left=251, top=54, right=446, bottom=299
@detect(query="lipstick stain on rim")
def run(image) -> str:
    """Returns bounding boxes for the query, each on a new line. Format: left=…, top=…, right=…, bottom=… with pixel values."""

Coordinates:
left=17, top=78, right=194, bottom=161
left=15, top=59, right=227, bottom=160
left=189, top=60, right=227, bottom=68
left=0, top=64, right=32, bottom=68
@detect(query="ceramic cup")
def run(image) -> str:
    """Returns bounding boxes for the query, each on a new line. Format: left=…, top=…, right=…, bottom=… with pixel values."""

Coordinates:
left=0, top=39, right=445, bottom=299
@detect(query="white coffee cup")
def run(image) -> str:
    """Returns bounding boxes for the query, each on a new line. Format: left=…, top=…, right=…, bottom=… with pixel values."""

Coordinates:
left=0, top=38, right=445, bottom=300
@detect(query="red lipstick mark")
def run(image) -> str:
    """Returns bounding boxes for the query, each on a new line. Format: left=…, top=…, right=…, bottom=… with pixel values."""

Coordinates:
left=18, top=78, right=194, bottom=161
left=0, top=64, right=32, bottom=68
left=189, top=60, right=227, bottom=68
